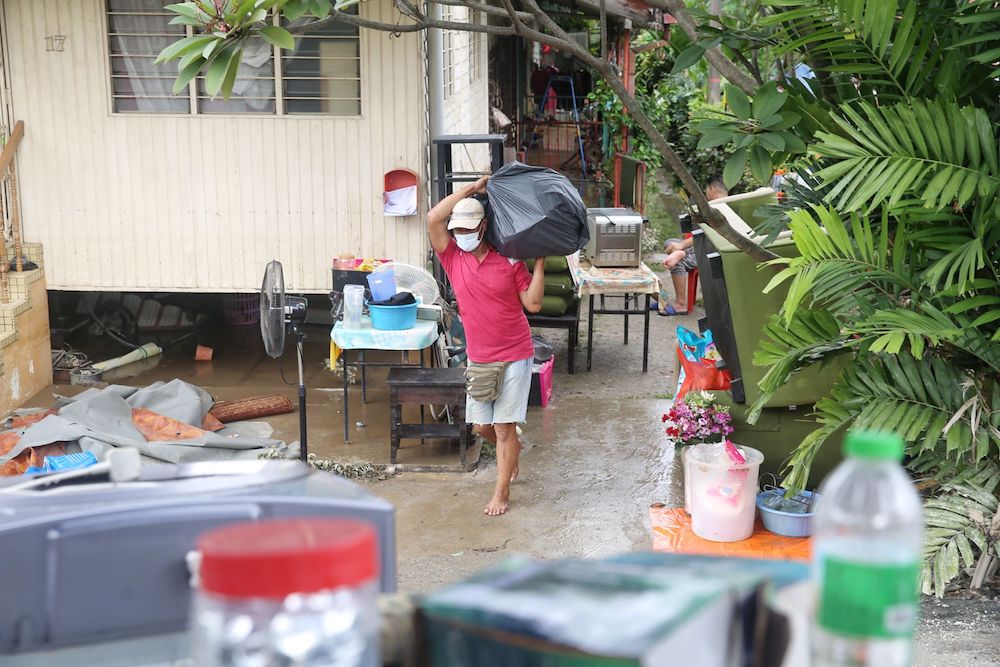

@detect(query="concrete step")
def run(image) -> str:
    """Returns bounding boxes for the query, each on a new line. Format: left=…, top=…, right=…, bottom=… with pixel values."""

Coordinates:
left=0, top=296, right=30, bottom=321
left=0, top=329, right=17, bottom=350
left=4, top=268, right=44, bottom=301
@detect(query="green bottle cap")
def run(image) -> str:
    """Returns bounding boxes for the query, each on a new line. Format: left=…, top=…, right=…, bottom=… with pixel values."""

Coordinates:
left=844, top=430, right=905, bottom=461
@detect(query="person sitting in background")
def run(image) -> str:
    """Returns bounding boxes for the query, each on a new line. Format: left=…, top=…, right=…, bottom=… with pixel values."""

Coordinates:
left=658, top=177, right=728, bottom=315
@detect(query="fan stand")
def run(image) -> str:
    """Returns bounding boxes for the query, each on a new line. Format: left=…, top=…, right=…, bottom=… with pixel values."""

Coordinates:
left=290, top=324, right=308, bottom=462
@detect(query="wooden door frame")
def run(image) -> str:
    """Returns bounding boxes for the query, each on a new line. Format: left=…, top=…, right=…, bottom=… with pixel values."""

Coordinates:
left=0, top=0, right=14, bottom=134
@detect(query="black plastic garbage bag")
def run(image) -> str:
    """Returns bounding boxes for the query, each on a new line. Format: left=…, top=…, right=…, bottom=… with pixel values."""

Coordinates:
left=484, top=161, right=589, bottom=259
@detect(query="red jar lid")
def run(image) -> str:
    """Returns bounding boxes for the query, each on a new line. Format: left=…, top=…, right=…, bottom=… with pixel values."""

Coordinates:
left=198, top=518, right=378, bottom=599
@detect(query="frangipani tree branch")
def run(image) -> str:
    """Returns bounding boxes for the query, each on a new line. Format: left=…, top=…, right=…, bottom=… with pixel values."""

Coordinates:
left=157, top=0, right=778, bottom=263
left=650, top=0, right=762, bottom=94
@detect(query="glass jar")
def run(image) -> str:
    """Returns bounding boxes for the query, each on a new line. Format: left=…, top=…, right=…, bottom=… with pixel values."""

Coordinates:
left=191, top=518, right=380, bottom=667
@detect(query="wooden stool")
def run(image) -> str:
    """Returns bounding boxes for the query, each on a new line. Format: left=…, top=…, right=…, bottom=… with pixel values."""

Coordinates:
left=385, top=367, right=472, bottom=465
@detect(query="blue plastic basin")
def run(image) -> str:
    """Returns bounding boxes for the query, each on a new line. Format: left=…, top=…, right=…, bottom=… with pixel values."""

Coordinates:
left=367, top=301, right=418, bottom=330
left=756, top=489, right=820, bottom=538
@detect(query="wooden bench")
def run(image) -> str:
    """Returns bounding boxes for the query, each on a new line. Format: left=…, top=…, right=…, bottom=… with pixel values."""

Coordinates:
left=526, top=296, right=580, bottom=374
left=385, top=367, right=472, bottom=466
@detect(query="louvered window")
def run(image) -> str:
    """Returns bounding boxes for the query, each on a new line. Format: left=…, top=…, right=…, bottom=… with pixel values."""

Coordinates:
left=107, top=0, right=361, bottom=115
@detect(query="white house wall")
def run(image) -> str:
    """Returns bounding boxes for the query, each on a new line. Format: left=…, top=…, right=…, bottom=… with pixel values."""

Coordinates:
left=440, top=15, right=490, bottom=174
left=3, top=0, right=430, bottom=292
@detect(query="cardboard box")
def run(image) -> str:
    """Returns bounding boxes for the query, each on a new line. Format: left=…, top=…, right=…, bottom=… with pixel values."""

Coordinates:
left=418, top=555, right=807, bottom=667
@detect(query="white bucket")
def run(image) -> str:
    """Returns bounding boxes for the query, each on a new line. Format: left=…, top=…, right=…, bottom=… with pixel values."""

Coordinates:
left=687, top=444, right=764, bottom=542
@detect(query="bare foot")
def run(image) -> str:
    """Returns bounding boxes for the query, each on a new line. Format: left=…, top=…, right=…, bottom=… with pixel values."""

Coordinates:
left=484, top=490, right=510, bottom=516
left=671, top=302, right=688, bottom=313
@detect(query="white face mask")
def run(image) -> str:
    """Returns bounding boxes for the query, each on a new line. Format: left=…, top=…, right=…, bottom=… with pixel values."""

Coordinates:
left=455, top=230, right=482, bottom=253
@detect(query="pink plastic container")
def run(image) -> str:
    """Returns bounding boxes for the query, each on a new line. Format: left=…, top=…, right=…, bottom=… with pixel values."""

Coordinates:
left=687, top=444, right=764, bottom=542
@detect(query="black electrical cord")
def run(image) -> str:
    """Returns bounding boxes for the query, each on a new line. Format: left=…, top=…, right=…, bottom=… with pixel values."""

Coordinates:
left=278, top=343, right=296, bottom=386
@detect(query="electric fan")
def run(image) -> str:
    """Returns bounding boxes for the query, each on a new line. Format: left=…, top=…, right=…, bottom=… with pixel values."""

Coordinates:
left=260, top=260, right=309, bottom=461
left=370, top=262, right=441, bottom=305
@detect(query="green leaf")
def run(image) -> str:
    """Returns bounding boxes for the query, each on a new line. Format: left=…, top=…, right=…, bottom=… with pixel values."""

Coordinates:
left=205, top=44, right=238, bottom=97
left=750, top=145, right=772, bottom=184
left=727, top=86, right=751, bottom=120
left=944, top=297, right=1000, bottom=314
left=283, top=0, right=311, bottom=20
left=969, top=310, right=1000, bottom=328
left=219, top=48, right=243, bottom=100
left=155, top=34, right=216, bottom=63
left=752, top=82, right=786, bottom=120
left=781, top=132, right=808, bottom=154
left=767, top=111, right=801, bottom=131
left=311, top=0, right=333, bottom=18
left=671, top=45, right=706, bottom=74
left=758, top=133, right=786, bottom=152
left=259, top=25, right=295, bottom=50
left=697, top=130, right=736, bottom=150
left=165, top=2, right=200, bottom=19
left=173, top=55, right=205, bottom=94
left=723, top=147, right=747, bottom=189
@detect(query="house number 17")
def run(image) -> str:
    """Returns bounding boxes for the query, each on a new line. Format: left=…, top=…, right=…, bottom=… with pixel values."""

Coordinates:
left=45, top=35, right=67, bottom=52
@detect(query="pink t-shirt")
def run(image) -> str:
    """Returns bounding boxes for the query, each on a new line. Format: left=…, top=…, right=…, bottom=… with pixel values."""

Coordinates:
left=436, top=239, right=534, bottom=363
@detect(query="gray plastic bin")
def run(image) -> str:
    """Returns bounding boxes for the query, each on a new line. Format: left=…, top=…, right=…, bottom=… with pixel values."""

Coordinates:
left=0, top=460, right=395, bottom=663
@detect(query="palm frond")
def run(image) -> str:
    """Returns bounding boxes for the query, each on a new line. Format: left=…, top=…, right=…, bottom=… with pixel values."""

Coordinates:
left=763, top=0, right=1000, bottom=104
left=812, top=100, right=1000, bottom=213
left=763, top=206, right=911, bottom=322
left=748, top=308, right=853, bottom=423
left=753, top=164, right=832, bottom=244
left=781, top=354, right=1000, bottom=490
left=922, top=463, right=1000, bottom=596
left=763, top=0, right=944, bottom=101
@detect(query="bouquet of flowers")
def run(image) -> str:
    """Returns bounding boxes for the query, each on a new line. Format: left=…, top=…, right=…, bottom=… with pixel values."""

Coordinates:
left=661, top=391, right=733, bottom=443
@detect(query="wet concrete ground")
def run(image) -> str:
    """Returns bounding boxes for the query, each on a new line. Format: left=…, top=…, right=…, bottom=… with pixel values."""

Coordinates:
left=36, top=261, right=999, bottom=666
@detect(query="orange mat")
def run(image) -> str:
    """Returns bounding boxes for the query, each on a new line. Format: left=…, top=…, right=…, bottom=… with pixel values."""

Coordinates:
left=650, top=506, right=812, bottom=562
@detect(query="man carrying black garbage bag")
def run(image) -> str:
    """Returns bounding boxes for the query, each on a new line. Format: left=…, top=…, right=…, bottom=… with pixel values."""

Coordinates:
left=428, top=176, right=546, bottom=516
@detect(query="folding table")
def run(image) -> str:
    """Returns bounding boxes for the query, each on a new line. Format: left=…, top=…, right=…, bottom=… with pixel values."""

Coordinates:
left=572, top=258, right=661, bottom=373
left=331, top=318, right=439, bottom=442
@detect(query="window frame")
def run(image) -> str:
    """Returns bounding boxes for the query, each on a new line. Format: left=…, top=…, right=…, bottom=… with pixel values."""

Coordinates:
left=103, top=2, right=365, bottom=118
left=469, top=11, right=482, bottom=84
left=441, top=5, right=468, bottom=100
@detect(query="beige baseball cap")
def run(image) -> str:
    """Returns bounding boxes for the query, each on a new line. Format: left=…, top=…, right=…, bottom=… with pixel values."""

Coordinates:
left=447, top=197, right=485, bottom=230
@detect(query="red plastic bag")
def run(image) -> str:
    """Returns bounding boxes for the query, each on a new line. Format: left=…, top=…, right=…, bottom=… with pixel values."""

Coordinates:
left=675, top=326, right=731, bottom=400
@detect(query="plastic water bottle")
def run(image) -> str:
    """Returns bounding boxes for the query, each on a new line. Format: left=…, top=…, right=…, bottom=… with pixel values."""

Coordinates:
left=191, top=518, right=380, bottom=667
left=343, top=285, right=365, bottom=329
left=812, top=430, right=923, bottom=666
